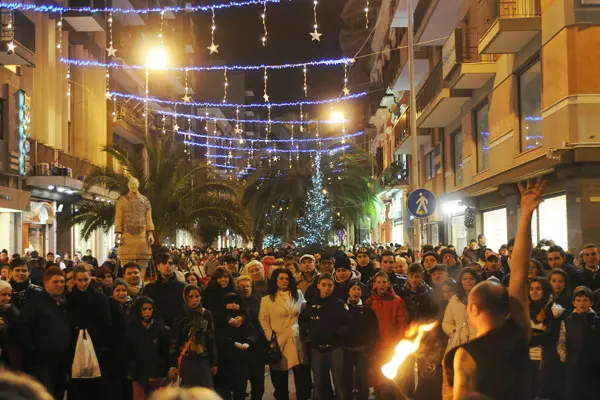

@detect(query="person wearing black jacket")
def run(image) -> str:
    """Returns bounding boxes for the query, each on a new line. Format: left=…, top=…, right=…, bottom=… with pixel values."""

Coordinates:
left=378, top=251, right=408, bottom=294
left=16, top=266, right=70, bottom=399
left=547, top=246, right=586, bottom=290
left=9, top=258, right=43, bottom=310
left=126, top=296, right=171, bottom=399
left=343, top=280, right=379, bottom=400
left=28, top=252, right=46, bottom=287
left=441, top=249, right=461, bottom=281
left=201, top=267, right=236, bottom=315
left=356, top=248, right=376, bottom=285
left=67, top=265, right=111, bottom=400
left=299, top=274, right=353, bottom=400
left=0, top=280, right=22, bottom=370
left=142, top=252, right=187, bottom=328
left=238, top=276, right=266, bottom=400
left=107, top=279, right=133, bottom=400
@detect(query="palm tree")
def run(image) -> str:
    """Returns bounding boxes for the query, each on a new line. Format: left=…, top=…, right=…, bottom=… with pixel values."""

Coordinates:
left=242, top=144, right=381, bottom=247
left=67, top=133, right=251, bottom=245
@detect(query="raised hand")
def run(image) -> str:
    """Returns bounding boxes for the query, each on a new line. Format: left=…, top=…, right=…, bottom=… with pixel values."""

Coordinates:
left=517, top=177, right=547, bottom=216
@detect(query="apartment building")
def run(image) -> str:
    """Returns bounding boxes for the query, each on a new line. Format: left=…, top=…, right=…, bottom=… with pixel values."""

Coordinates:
left=368, top=0, right=600, bottom=254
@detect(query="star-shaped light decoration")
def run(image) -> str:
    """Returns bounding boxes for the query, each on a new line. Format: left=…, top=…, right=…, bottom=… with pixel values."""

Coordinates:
left=106, top=45, right=118, bottom=57
left=182, top=94, right=191, bottom=103
left=173, top=123, right=180, bottom=131
left=343, top=87, right=350, bottom=96
left=310, top=29, right=322, bottom=42
left=207, top=42, right=219, bottom=54
left=105, top=91, right=112, bottom=100
left=263, top=93, right=270, bottom=102
left=234, top=127, right=243, bottom=135
left=7, top=41, right=16, bottom=53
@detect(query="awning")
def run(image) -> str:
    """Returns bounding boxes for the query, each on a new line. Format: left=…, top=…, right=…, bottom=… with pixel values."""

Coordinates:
left=25, top=176, right=118, bottom=200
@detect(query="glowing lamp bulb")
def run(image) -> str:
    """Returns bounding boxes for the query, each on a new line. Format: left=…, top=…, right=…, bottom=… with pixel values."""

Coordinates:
left=146, top=47, right=168, bottom=70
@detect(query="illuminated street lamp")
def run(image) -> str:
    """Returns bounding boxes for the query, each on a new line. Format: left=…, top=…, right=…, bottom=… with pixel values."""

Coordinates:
left=330, top=110, right=345, bottom=124
left=146, top=47, right=169, bottom=70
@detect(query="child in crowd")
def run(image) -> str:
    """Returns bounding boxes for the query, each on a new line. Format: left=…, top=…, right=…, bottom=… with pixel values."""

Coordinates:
left=557, top=286, right=600, bottom=400
left=125, top=296, right=171, bottom=399
left=398, top=263, right=435, bottom=323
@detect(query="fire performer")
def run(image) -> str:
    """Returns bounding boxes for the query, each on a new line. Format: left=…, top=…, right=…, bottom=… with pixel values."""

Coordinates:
left=443, top=178, right=546, bottom=399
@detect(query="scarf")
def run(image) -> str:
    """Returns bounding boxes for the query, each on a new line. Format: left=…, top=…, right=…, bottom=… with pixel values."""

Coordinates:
left=9, top=279, right=30, bottom=293
left=126, top=281, right=143, bottom=297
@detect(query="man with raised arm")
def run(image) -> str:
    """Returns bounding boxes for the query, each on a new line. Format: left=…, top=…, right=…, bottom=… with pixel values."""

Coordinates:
left=443, top=178, right=546, bottom=400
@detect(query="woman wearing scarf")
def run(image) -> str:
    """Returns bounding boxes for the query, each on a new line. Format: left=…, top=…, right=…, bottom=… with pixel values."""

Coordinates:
left=201, top=267, right=236, bottom=315
left=108, top=279, right=133, bottom=400
left=528, top=276, right=567, bottom=399
left=259, top=268, right=311, bottom=400
left=171, top=285, right=217, bottom=389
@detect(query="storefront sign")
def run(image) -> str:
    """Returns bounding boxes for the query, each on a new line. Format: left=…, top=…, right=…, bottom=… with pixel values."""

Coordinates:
left=442, top=29, right=460, bottom=80
left=16, top=89, right=31, bottom=175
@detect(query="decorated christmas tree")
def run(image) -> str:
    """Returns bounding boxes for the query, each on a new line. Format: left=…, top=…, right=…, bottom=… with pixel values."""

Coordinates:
left=296, top=153, right=333, bottom=246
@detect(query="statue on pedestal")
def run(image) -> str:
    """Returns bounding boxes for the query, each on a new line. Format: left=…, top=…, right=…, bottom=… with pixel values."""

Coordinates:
left=114, top=177, right=155, bottom=280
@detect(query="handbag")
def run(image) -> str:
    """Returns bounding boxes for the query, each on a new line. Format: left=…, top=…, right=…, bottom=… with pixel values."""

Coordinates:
left=71, top=329, right=101, bottom=379
left=265, top=332, right=282, bottom=366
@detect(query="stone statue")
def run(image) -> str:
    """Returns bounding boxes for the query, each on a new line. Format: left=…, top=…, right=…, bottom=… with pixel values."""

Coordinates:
left=114, top=177, right=155, bottom=280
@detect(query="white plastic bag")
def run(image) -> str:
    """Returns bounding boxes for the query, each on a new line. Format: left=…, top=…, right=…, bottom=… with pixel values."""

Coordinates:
left=71, top=329, right=101, bottom=379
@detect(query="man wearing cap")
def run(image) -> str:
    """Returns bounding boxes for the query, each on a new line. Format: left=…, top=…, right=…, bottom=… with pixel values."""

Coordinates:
left=297, top=254, right=319, bottom=295
left=356, top=248, right=376, bottom=285
left=482, top=252, right=504, bottom=281
left=441, top=249, right=461, bottom=281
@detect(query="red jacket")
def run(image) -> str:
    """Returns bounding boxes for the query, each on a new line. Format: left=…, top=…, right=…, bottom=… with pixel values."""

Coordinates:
left=366, top=286, right=410, bottom=348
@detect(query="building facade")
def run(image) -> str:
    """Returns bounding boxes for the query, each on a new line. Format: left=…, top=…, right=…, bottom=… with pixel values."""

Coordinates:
left=368, top=0, right=600, bottom=254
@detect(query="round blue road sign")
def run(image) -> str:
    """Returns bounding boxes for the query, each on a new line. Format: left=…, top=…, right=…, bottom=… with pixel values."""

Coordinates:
left=407, top=189, right=436, bottom=219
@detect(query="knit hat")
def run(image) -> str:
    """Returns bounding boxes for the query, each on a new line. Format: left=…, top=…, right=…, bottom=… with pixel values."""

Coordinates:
left=334, top=255, right=351, bottom=271
left=348, top=279, right=366, bottom=292
left=441, top=248, right=458, bottom=261
left=96, top=266, right=113, bottom=279
left=299, top=254, right=315, bottom=262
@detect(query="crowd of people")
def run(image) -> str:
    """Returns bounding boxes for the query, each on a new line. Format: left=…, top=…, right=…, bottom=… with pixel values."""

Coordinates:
left=1, top=183, right=600, bottom=400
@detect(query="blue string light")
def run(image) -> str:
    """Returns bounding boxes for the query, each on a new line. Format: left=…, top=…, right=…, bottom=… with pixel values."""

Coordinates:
left=206, top=154, right=244, bottom=159
left=156, top=110, right=345, bottom=125
left=60, top=57, right=352, bottom=72
left=111, top=91, right=367, bottom=108
left=211, top=163, right=238, bottom=169
left=179, top=129, right=363, bottom=143
left=0, top=0, right=281, bottom=14
left=184, top=140, right=350, bottom=153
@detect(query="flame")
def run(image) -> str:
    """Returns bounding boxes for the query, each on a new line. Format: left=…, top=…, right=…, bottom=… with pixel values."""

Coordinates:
left=381, top=322, right=438, bottom=380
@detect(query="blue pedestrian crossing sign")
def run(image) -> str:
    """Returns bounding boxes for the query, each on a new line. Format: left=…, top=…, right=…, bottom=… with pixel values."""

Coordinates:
left=407, top=189, right=436, bottom=219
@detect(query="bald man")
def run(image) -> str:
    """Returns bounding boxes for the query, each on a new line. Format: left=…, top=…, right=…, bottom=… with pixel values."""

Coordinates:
left=444, top=178, right=546, bottom=400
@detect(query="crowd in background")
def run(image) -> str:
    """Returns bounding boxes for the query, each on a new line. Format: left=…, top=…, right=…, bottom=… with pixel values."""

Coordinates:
left=1, top=234, right=600, bottom=400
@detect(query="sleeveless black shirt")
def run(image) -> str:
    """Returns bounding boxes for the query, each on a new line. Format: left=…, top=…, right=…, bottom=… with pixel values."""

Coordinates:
left=444, top=318, right=531, bottom=400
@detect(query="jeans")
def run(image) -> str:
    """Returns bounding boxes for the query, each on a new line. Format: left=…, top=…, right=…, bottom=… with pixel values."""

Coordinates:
left=343, top=348, right=369, bottom=400
left=311, top=347, right=345, bottom=400
left=270, top=364, right=312, bottom=400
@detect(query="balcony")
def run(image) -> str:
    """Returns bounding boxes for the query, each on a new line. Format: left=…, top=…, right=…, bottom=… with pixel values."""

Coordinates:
left=478, top=0, right=541, bottom=54
left=390, top=32, right=429, bottom=91
left=443, top=28, right=496, bottom=89
left=414, top=0, right=468, bottom=46
left=380, top=160, right=409, bottom=188
left=0, top=11, right=36, bottom=66
left=64, top=0, right=106, bottom=32
left=416, top=63, right=470, bottom=128
left=114, top=101, right=147, bottom=144
left=393, top=106, right=430, bottom=154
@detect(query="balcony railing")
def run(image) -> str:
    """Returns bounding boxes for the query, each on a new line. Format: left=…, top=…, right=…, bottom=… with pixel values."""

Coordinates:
left=460, top=26, right=495, bottom=63
left=482, top=0, right=541, bottom=27
left=416, top=62, right=443, bottom=115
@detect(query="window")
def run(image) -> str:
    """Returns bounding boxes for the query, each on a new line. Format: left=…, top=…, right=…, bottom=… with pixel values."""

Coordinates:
left=531, top=194, right=567, bottom=249
left=452, top=130, right=463, bottom=186
left=483, top=208, right=508, bottom=252
left=475, top=102, right=490, bottom=172
left=425, top=151, right=434, bottom=180
left=519, top=60, right=542, bottom=151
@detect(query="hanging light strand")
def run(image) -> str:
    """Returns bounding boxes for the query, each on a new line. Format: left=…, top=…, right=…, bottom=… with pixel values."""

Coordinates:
left=310, top=0, right=321, bottom=41
left=365, top=0, right=369, bottom=29
left=205, top=107, right=211, bottom=164
left=223, top=68, right=228, bottom=103
left=303, top=64, right=308, bottom=97
left=263, top=67, right=269, bottom=102
left=56, top=12, right=63, bottom=53
left=261, top=1, right=267, bottom=46
left=208, top=8, right=219, bottom=54
left=343, top=62, right=350, bottom=95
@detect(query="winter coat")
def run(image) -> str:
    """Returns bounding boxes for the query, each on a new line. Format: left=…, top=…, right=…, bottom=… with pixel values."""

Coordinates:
left=216, top=293, right=256, bottom=365
left=67, top=284, right=111, bottom=352
left=365, top=286, right=409, bottom=350
left=344, top=300, right=380, bottom=348
left=259, top=290, right=307, bottom=370
left=142, top=274, right=187, bottom=327
left=442, top=295, right=475, bottom=353
left=16, top=290, right=70, bottom=367
left=299, top=294, right=353, bottom=349
left=0, top=303, right=22, bottom=369
left=357, top=263, right=376, bottom=285
left=107, top=297, right=132, bottom=377
left=582, top=267, right=600, bottom=291
left=559, top=263, right=586, bottom=290
left=125, top=319, right=171, bottom=381
left=10, top=279, right=43, bottom=309
left=462, top=248, right=478, bottom=264
left=397, top=282, right=436, bottom=323
left=202, top=284, right=236, bottom=318
left=296, top=271, right=318, bottom=296
left=240, top=294, right=267, bottom=359
left=171, top=308, right=218, bottom=368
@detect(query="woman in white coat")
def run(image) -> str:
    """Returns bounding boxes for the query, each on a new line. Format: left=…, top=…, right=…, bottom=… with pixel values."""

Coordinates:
left=442, top=267, right=483, bottom=353
left=259, top=268, right=312, bottom=400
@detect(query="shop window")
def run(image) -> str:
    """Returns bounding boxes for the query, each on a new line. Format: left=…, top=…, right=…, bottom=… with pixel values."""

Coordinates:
left=519, top=59, right=542, bottom=152
left=425, top=151, right=434, bottom=180
left=531, top=194, right=567, bottom=249
left=452, top=130, right=463, bottom=186
left=474, top=102, right=490, bottom=172
left=483, top=208, right=507, bottom=252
